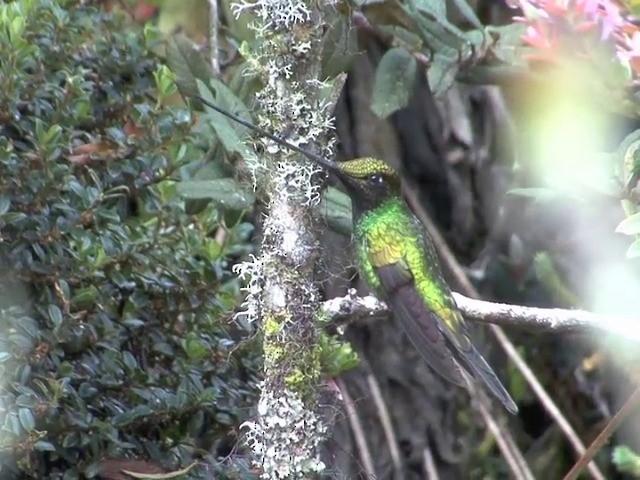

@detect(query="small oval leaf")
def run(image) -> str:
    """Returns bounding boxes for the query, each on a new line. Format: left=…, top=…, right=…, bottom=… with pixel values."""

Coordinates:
left=18, top=408, right=35, bottom=432
left=176, top=179, right=254, bottom=210
left=616, top=212, right=640, bottom=236
left=48, top=304, right=63, bottom=327
left=371, top=48, right=417, bottom=119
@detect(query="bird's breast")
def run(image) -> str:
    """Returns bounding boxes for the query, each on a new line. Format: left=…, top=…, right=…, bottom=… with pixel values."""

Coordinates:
left=363, top=222, right=405, bottom=268
left=369, top=244, right=403, bottom=268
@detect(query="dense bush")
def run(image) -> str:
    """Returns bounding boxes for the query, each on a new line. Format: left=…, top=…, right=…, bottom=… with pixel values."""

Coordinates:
left=0, top=1, right=260, bottom=478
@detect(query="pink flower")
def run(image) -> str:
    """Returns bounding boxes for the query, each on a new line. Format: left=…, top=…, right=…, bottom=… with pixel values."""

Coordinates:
left=599, top=1, right=623, bottom=39
left=618, top=31, right=640, bottom=62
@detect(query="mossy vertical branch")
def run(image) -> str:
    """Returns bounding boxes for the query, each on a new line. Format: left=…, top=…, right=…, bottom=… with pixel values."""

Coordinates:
left=231, top=0, right=336, bottom=477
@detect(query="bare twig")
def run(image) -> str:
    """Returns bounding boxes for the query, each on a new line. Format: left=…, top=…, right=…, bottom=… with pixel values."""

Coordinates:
left=452, top=293, right=640, bottom=341
left=365, top=373, right=403, bottom=478
left=471, top=383, right=534, bottom=480
left=491, top=325, right=605, bottom=480
left=336, top=378, right=376, bottom=478
left=422, top=443, right=440, bottom=480
left=563, top=384, right=640, bottom=480
left=208, top=0, right=220, bottom=75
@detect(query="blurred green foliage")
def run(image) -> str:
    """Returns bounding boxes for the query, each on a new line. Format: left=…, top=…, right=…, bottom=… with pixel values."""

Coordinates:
left=613, top=445, right=640, bottom=477
left=0, top=0, right=260, bottom=478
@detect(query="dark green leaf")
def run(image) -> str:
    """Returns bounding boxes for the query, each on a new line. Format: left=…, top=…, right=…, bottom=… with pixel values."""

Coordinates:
left=410, top=0, right=446, bottom=18
left=113, top=405, right=152, bottom=427
left=48, top=304, right=63, bottom=327
left=404, top=0, right=463, bottom=54
left=371, top=48, right=417, bottom=119
left=428, top=52, right=459, bottom=97
left=450, top=0, right=482, bottom=28
left=83, top=461, right=102, bottom=478
left=176, top=179, right=254, bottom=210
left=166, top=34, right=211, bottom=103
left=34, top=440, right=56, bottom=451
left=184, top=337, right=208, bottom=361
left=71, top=286, right=99, bottom=308
left=0, top=196, right=10, bottom=215
left=208, top=77, right=253, bottom=135
left=321, top=17, right=358, bottom=78
left=197, top=79, right=252, bottom=158
left=122, top=351, right=137, bottom=370
left=319, top=186, right=353, bottom=236
left=18, top=407, right=35, bottom=432
left=378, top=26, right=423, bottom=49
left=4, top=212, right=27, bottom=224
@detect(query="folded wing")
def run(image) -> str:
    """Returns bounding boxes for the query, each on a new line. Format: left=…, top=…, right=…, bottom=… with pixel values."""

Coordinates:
left=377, top=261, right=517, bottom=414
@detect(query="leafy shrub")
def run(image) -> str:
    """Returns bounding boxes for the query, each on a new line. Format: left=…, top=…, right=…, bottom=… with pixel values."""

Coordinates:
left=0, top=1, right=259, bottom=478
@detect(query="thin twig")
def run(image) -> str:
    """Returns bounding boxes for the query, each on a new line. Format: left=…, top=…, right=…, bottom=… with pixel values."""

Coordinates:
left=422, top=443, right=440, bottom=480
left=452, top=293, right=640, bottom=341
left=491, top=324, right=605, bottom=480
left=336, top=378, right=376, bottom=479
left=208, top=0, right=220, bottom=75
left=352, top=12, right=432, bottom=67
left=320, top=289, right=640, bottom=341
left=365, top=373, right=403, bottom=478
left=404, top=187, right=607, bottom=480
left=563, top=383, right=640, bottom=480
left=472, top=384, right=534, bottom=480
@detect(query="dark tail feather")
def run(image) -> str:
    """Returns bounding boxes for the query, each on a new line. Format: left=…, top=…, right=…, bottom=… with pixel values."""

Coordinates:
left=393, top=297, right=467, bottom=387
left=458, top=343, right=518, bottom=414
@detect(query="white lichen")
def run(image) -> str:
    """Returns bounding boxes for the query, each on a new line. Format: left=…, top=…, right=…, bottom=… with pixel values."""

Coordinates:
left=231, top=0, right=312, bottom=29
left=229, top=0, right=335, bottom=476
left=265, top=281, right=287, bottom=311
left=243, top=387, right=328, bottom=479
left=233, top=254, right=264, bottom=324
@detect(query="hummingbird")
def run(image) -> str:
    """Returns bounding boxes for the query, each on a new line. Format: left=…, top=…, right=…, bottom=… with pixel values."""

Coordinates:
left=198, top=97, right=518, bottom=414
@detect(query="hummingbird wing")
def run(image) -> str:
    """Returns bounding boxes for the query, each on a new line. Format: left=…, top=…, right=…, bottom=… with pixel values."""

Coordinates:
left=376, top=261, right=517, bottom=414
left=375, top=262, right=467, bottom=387
left=369, top=217, right=518, bottom=414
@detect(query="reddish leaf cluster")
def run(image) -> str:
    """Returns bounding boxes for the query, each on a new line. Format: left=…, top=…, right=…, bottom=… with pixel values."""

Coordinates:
left=515, top=1, right=640, bottom=77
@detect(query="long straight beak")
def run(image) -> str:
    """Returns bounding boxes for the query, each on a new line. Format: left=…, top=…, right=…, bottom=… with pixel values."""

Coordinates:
left=196, top=94, right=344, bottom=175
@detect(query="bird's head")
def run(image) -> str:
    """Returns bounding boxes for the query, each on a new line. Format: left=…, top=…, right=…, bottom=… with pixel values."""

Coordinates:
left=331, top=158, right=401, bottom=216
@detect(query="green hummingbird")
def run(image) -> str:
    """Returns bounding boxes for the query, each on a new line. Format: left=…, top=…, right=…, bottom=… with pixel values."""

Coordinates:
left=198, top=97, right=518, bottom=414
left=321, top=158, right=517, bottom=414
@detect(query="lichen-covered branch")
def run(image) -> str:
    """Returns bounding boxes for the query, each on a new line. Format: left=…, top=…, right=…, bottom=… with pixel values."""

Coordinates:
left=230, top=0, right=335, bottom=478
left=451, top=293, right=640, bottom=341
left=322, top=292, right=640, bottom=342
left=321, top=288, right=389, bottom=328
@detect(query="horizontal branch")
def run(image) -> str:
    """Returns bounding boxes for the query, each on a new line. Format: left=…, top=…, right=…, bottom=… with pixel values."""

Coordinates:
left=320, top=289, right=389, bottom=329
left=322, top=290, right=640, bottom=342
left=452, top=293, right=640, bottom=341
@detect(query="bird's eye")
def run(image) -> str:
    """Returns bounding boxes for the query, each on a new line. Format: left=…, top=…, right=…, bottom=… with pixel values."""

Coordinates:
left=369, top=174, right=385, bottom=186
